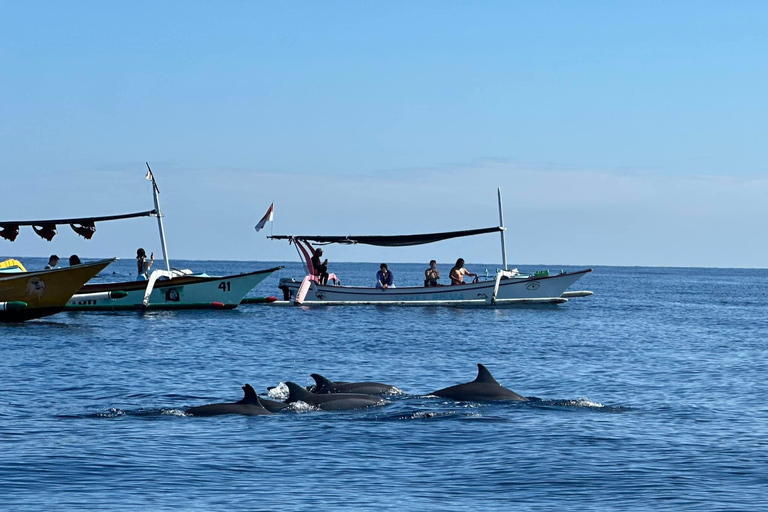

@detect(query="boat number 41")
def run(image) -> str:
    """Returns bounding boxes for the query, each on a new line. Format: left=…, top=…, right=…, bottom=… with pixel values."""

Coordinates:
left=218, top=281, right=231, bottom=292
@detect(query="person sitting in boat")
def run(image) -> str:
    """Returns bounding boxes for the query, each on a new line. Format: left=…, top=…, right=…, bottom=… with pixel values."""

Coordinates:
left=450, top=258, right=477, bottom=285
left=136, top=248, right=154, bottom=281
left=424, top=260, right=440, bottom=287
left=45, top=254, right=59, bottom=269
left=376, top=263, right=394, bottom=289
left=68, top=254, right=82, bottom=266
left=311, top=248, right=329, bottom=285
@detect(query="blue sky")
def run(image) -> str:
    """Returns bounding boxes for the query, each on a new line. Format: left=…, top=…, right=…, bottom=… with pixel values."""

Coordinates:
left=1, top=2, right=766, bottom=268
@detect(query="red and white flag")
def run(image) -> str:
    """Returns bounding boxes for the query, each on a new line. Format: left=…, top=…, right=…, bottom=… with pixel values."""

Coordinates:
left=254, top=203, right=274, bottom=232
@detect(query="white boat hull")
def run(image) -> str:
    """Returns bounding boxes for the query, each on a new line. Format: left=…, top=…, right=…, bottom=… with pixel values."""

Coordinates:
left=66, top=267, right=281, bottom=310
left=278, top=269, right=592, bottom=306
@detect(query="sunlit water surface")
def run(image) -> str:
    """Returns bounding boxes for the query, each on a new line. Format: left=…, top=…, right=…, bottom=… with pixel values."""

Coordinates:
left=1, top=259, right=767, bottom=510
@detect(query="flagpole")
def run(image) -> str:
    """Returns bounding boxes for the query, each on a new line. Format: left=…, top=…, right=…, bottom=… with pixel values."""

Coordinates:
left=498, top=188, right=508, bottom=271
left=146, top=163, right=171, bottom=273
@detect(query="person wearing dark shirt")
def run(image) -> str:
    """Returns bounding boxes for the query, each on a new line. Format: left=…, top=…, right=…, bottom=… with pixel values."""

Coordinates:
left=136, top=248, right=154, bottom=281
left=425, top=260, right=440, bottom=287
left=376, top=263, right=394, bottom=289
left=44, top=255, right=59, bottom=269
left=311, top=248, right=329, bottom=285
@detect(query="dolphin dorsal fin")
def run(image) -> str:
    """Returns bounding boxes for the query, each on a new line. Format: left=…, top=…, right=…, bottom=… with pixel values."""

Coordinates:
left=310, top=373, right=333, bottom=391
left=474, top=364, right=500, bottom=385
left=239, top=383, right=259, bottom=404
left=286, top=381, right=312, bottom=401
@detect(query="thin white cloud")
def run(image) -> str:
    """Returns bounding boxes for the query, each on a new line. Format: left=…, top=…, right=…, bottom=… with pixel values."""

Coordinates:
left=3, top=161, right=767, bottom=268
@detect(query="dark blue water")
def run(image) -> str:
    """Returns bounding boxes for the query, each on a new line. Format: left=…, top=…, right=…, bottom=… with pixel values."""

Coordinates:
left=2, top=260, right=767, bottom=511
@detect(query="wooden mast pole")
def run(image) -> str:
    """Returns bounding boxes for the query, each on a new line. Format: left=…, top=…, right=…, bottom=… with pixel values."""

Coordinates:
left=498, top=188, right=508, bottom=270
left=146, top=163, right=171, bottom=273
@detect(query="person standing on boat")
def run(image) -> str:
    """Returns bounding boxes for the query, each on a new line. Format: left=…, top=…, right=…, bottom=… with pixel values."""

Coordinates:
left=44, top=254, right=59, bottom=269
left=376, top=263, right=394, bottom=289
left=311, top=248, right=329, bottom=285
left=136, top=248, right=154, bottom=281
left=425, top=260, right=440, bottom=287
left=68, top=255, right=82, bottom=266
left=450, top=258, right=477, bottom=285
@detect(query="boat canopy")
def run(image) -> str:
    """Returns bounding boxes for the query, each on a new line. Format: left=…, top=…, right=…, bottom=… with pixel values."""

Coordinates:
left=269, top=226, right=503, bottom=247
left=0, top=210, right=158, bottom=242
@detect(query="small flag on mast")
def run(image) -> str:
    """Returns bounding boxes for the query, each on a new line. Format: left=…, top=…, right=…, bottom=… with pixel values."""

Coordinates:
left=255, top=203, right=274, bottom=232
left=145, top=163, right=159, bottom=193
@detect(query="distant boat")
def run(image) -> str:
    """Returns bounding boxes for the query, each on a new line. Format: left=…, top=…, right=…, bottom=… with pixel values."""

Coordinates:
left=269, top=189, right=593, bottom=306
left=0, top=258, right=116, bottom=322
left=65, top=164, right=281, bottom=311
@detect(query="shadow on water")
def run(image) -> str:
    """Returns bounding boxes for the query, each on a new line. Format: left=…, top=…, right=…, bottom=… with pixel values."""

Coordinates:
left=1, top=319, right=80, bottom=329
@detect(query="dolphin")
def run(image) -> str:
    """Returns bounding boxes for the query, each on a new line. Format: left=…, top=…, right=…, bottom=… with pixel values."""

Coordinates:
left=284, top=382, right=385, bottom=411
left=310, top=373, right=396, bottom=395
left=241, top=383, right=291, bottom=413
left=186, top=384, right=273, bottom=416
left=430, top=364, right=528, bottom=402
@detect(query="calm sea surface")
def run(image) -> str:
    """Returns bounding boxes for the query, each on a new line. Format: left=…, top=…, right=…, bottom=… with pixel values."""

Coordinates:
left=1, top=259, right=767, bottom=511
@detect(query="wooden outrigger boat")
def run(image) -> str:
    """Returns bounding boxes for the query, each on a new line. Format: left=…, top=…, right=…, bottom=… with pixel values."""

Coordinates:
left=1, top=208, right=164, bottom=321
left=0, top=258, right=116, bottom=321
left=65, top=164, right=281, bottom=311
left=275, top=269, right=592, bottom=306
left=67, top=267, right=281, bottom=310
left=269, top=189, right=593, bottom=306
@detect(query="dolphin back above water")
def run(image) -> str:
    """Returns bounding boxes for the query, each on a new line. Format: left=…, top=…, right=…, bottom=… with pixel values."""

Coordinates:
left=241, top=383, right=291, bottom=413
left=186, top=384, right=273, bottom=416
left=285, top=382, right=385, bottom=411
left=431, top=364, right=528, bottom=402
left=310, top=373, right=396, bottom=395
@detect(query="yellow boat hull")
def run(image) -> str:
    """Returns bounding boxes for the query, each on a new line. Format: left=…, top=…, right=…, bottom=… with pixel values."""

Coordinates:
left=0, top=258, right=115, bottom=322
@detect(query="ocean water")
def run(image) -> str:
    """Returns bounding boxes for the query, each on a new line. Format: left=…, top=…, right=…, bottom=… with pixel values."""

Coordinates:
left=1, top=259, right=767, bottom=511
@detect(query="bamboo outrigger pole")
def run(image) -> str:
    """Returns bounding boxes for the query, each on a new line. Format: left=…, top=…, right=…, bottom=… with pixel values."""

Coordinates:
left=497, top=188, right=508, bottom=271
left=146, top=163, right=171, bottom=273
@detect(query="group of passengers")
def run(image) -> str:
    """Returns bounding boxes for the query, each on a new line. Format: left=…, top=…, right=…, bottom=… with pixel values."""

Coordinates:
left=44, top=249, right=152, bottom=281
left=379, top=258, right=477, bottom=288
left=49, top=246, right=478, bottom=289
left=43, top=254, right=82, bottom=269
left=310, top=248, right=477, bottom=289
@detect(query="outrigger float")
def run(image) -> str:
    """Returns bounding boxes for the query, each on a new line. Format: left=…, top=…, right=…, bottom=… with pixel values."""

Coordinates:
left=269, top=189, right=592, bottom=306
left=65, top=164, right=281, bottom=311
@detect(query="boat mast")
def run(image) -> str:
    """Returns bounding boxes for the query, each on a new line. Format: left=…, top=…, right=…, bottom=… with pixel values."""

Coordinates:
left=146, top=163, right=171, bottom=273
left=497, top=188, right=508, bottom=270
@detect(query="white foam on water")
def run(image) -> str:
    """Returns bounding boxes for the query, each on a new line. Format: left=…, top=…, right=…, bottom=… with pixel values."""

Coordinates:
left=96, top=408, right=126, bottom=418
left=461, top=402, right=486, bottom=409
left=268, top=382, right=289, bottom=400
left=568, top=397, right=604, bottom=408
left=162, top=409, right=187, bottom=416
left=288, top=400, right=319, bottom=413
left=407, top=411, right=457, bottom=419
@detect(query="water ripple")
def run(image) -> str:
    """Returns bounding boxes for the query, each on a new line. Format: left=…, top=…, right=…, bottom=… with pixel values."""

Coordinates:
left=1, top=262, right=767, bottom=510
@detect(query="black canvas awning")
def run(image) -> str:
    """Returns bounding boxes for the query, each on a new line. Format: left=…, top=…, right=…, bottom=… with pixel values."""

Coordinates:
left=268, top=226, right=503, bottom=247
left=0, top=210, right=157, bottom=242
